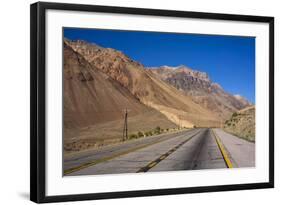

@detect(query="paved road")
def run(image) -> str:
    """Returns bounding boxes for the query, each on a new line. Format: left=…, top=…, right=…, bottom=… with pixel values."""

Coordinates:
left=149, top=128, right=226, bottom=172
left=66, top=128, right=255, bottom=176
left=64, top=128, right=199, bottom=174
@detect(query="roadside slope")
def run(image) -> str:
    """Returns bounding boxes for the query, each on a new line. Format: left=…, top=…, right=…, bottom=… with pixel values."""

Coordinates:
left=223, top=106, right=255, bottom=142
left=64, top=43, right=176, bottom=152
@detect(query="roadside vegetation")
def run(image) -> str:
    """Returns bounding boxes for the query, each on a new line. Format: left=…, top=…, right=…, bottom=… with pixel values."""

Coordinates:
left=64, top=126, right=187, bottom=153
left=223, top=106, right=255, bottom=142
left=127, top=126, right=187, bottom=141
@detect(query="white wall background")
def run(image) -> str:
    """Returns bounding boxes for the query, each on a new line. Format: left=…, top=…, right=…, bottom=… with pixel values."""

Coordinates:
left=0, top=0, right=279, bottom=204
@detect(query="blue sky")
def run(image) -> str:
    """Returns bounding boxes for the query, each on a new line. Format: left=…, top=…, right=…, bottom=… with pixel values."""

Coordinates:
left=64, top=28, right=255, bottom=103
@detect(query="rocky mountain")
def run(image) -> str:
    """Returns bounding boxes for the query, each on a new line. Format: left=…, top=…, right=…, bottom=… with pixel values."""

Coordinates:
left=64, top=39, right=221, bottom=130
left=148, top=65, right=252, bottom=119
left=64, top=42, right=150, bottom=128
left=224, top=106, right=255, bottom=142
left=63, top=42, right=177, bottom=151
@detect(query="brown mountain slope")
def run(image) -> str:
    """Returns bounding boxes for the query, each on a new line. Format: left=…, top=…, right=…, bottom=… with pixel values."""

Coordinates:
left=64, top=43, right=176, bottom=151
left=148, top=65, right=252, bottom=119
left=224, top=106, right=255, bottom=142
left=65, top=39, right=221, bottom=128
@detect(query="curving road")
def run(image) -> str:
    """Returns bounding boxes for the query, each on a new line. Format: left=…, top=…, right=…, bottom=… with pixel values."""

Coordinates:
left=65, top=128, right=255, bottom=176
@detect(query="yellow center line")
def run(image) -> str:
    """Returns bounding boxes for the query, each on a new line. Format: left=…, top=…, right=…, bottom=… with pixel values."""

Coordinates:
left=212, top=129, right=233, bottom=168
left=159, top=155, right=166, bottom=160
left=148, top=162, right=158, bottom=168
left=137, top=130, right=201, bottom=173
left=64, top=129, right=195, bottom=175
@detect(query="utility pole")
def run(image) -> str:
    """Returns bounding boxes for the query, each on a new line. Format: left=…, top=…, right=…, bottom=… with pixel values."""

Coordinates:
left=178, top=115, right=181, bottom=130
left=219, top=114, right=223, bottom=128
left=122, top=108, right=128, bottom=141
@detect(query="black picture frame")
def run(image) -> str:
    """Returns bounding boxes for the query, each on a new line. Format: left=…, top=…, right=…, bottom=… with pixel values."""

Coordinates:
left=30, top=1, right=274, bottom=203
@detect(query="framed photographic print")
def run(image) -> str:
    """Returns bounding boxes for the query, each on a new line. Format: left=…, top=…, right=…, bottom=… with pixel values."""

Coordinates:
left=30, top=1, right=274, bottom=203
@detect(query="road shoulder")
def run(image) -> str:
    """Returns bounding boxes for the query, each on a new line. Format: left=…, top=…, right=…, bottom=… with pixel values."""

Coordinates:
left=213, top=128, right=255, bottom=168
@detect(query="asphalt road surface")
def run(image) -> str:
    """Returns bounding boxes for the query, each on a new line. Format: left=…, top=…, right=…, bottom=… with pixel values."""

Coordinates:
left=65, top=128, right=255, bottom=176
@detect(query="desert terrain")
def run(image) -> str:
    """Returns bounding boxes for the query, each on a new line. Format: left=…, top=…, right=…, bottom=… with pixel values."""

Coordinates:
left=63, top=39, right=253, bottom=154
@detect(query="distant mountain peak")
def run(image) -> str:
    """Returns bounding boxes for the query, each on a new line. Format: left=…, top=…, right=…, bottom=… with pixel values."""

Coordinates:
left=211, top=82, right=222, bottom=90
left=234, top=94, right=252, bottom=106
left=148, top=65, right=252, bottom=119
left=234, top=94, right=244, bottom=100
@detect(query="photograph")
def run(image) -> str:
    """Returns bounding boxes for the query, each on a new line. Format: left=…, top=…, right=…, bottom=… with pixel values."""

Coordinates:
left=63, top=28, right=256, bottom=176
left=29, top=2, right=274, bottom=202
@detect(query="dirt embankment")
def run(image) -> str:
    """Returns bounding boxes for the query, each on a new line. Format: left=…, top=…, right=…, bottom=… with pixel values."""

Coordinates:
left=224, top=106, right=255, bottom=142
